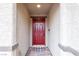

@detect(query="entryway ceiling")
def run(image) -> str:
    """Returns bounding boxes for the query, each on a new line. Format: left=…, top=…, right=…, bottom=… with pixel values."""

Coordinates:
left=25, top=3, right=53, bottom=15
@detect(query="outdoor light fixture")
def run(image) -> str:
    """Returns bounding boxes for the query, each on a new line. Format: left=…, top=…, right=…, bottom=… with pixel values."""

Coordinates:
left=37, top=4, right=41, bottom=8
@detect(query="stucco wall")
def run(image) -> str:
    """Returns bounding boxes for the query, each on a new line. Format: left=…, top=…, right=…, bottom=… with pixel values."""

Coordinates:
left=0, top=3, right=16, bottom=56
left=48, top=4, right=60, bottom=56
left=16, top=3, right=30, bottom=56
left=59, top=3, right=79, bottom=56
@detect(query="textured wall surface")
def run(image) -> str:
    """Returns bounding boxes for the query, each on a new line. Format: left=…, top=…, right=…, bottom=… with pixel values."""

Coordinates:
left=0, top=3, right=16, bottom=56
left=48, top=4, right=60, bottom=56
left=16, top=4, right=30, bottom=56
left=60, top=3, right=79, bottom=56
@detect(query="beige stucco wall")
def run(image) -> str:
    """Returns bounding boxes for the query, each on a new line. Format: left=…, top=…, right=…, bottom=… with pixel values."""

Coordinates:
left=15, top=3, right=30, bottom=56
left=48, top=4, right=60, bottom=56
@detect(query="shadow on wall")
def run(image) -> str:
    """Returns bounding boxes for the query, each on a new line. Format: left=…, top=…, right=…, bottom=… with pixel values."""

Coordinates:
left=58, top=43, right=79, bottom=56
left=16, top=47, right=22, bottom=56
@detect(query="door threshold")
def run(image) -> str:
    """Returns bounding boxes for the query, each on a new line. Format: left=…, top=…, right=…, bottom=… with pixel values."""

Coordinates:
left=32, top=45, right=46, bottom=47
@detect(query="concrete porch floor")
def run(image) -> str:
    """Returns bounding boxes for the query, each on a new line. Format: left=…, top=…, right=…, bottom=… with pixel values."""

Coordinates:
left=26, top=47, right=52, bottom=56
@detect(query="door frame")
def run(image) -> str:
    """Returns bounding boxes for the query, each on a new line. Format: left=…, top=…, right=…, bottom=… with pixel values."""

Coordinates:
left=30, top=17, right=48, bottom=47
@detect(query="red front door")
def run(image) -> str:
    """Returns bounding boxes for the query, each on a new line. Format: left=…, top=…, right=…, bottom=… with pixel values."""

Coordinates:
left=32, top=17, right=45, bottom=45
